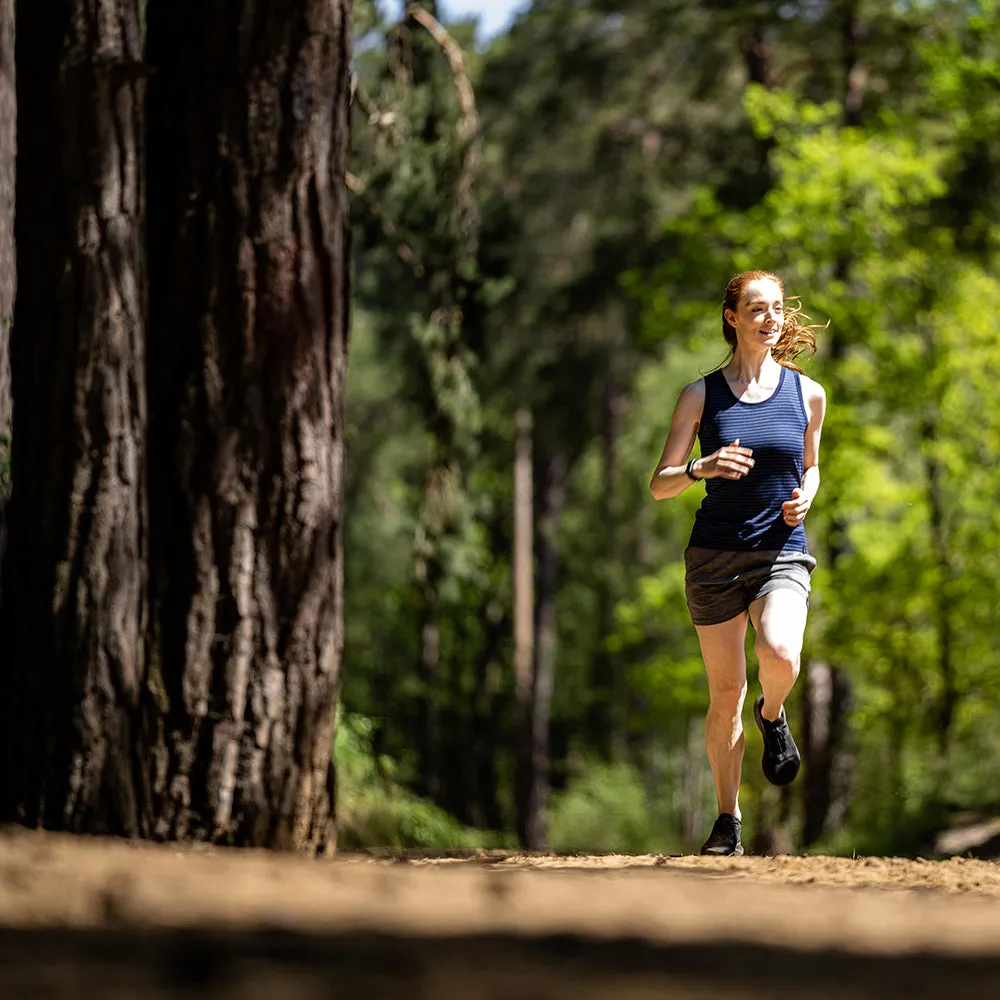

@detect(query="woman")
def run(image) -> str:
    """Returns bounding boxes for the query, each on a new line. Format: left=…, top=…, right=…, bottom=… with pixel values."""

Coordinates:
left=649, top=269, right=827, bottom=857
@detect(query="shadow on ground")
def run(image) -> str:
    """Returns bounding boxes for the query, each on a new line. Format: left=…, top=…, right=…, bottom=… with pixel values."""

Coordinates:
left=3, top=928, right=1000, bottom=999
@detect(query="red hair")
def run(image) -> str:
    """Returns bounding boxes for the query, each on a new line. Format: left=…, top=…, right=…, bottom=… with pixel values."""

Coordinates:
left=722, top=270, right=821, bottom=373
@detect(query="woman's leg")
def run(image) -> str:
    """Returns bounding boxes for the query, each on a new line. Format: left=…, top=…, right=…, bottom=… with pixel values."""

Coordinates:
left=694, top=613, right=749, bottom=818
left=749, top=589, right=809, bottom=721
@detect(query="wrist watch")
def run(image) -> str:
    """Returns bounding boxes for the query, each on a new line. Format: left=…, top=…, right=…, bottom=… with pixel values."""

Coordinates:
left=685, top=459, right=701, bottom=481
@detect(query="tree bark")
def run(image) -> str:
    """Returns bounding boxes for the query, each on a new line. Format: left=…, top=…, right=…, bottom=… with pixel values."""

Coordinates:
left=0, top=0, right=147, bottom=833
left=146, top=0, right=351, bottom=850
left=0, top=0, right=13, bottom=447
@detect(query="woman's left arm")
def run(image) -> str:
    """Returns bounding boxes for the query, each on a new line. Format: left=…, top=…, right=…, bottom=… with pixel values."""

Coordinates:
left=782, top=376, right=827, bottom=527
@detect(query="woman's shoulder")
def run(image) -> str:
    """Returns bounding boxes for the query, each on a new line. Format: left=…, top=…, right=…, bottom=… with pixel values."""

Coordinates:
left=795, top=371, right=827, bottom=413
left=672, top=376, right=707, bottom=422
left=675, top=375, right=709, bottom=405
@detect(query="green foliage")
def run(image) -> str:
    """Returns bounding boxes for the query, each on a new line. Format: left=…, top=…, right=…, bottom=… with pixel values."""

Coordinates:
left=548, top=761, right=661, bottom=855
left=336, top=712, right=513, bottom=851
left=344, top=0, right=1000, bottom=859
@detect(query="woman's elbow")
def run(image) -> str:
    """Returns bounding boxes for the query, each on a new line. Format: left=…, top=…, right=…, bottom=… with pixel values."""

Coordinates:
left=649, top=472, right=675, bottom=501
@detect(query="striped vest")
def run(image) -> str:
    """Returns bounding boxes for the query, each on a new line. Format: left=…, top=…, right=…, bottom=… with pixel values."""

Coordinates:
left=689, top=366, right=809, bottom=553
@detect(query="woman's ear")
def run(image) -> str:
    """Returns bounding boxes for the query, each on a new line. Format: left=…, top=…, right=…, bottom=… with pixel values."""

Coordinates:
left=724, top=307, right=738, bottom=329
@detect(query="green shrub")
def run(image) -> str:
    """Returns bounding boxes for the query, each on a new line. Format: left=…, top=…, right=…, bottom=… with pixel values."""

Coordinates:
left=549, top=761, right=668, bottom=855
left=334, top=711, right=512, bottom=851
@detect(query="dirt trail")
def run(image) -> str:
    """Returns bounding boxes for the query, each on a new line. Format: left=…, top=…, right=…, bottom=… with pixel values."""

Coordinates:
left=2, top=828, right=1000, bottom=998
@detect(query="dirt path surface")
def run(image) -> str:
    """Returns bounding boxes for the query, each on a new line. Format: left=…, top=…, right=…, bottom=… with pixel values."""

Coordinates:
left=3, top=828, right=1000, bottom=998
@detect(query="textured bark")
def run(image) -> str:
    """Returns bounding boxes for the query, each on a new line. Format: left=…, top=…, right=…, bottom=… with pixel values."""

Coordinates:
left=0, top=0, right=147, bottom=832
left=0, top=0, right=12, bottom=445
left=146, top=0, right=351, bottom=851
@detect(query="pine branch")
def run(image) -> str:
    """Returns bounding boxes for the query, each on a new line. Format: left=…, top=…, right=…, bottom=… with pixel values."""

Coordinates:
left=406, top=1, right=481, bottom=258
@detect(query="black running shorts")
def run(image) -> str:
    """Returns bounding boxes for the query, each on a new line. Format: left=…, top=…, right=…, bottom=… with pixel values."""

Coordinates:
left=683, top=546, right=817, bottom=627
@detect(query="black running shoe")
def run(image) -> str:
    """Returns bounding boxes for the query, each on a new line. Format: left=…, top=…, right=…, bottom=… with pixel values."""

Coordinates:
left=753, top=695, right=801, bottom=786
left=700, top=813, right=744, bottom=856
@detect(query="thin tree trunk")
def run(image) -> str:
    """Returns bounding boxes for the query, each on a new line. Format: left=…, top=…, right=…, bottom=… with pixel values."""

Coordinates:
left=839, top=1, right=868, bottom=129
left=800, top=0, right=865, bottom=847
left=682, top=715, right=708, bottom=848
left=513, top=408, right=534, bottom=846
left=0, top=0, right=147, bottom=833
left=922, top=414, right=957, bottom=753
left=146, top=0, right=351, bottom=851
left=513, top=409, right=534, bottom=709
left=416, top=546, right=442, bottom=801
left=800, top=659, right=852, bottom=848
left=472, top=622, right=505, bottom=830
left=518, top=449, right=565, bottom=851
left=739, top=20, right=775, bottom=184
left=469, top=514, right=509, bottom=830
left=589, top=380, right=622, bottom=760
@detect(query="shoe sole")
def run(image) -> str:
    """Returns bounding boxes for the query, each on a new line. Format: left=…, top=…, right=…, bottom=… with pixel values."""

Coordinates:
left=700, top=845, right=744, bottom=857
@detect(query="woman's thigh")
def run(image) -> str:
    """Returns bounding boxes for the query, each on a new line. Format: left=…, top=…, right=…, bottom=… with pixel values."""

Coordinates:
left=749, top=588, right=809, bottom=660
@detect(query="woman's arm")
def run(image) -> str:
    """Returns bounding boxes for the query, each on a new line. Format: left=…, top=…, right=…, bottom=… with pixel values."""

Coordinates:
left=649, top=380, right=704, bottom=500
left=649, top=379, right=756, bottom=500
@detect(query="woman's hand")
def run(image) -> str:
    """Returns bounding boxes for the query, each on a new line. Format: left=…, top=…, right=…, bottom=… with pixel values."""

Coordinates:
left=782, top=488, right=811, bottom=526
left=697, top=438, right=754, bottom=480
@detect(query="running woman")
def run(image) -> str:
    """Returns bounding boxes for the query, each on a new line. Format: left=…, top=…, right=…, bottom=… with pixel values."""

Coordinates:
left=649, top=270, right=827, bottom=857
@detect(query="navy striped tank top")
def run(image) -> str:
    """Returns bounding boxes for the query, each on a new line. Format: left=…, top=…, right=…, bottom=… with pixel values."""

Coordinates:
left=689, top=366, right=809, bottom=553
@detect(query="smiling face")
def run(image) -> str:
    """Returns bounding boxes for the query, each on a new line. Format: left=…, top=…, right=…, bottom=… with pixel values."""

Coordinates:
left=725, top=277, right=784, bottom=352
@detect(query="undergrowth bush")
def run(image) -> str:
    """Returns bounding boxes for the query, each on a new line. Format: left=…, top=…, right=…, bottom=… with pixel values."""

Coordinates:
left=548, top=760, right=679, bottom=856
left=335, top=711, right=512, bottom=851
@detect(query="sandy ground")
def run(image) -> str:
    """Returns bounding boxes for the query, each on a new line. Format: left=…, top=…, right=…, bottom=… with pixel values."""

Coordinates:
left=3, top=827, right=1000, bottom=998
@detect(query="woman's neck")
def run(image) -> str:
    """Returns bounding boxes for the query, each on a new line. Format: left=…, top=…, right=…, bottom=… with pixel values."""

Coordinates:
left=727, top=349, right=778, bottom=384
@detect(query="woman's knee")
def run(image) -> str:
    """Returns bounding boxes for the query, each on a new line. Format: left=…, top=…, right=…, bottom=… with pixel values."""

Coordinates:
left=708, top=680, right=747, bottom=717
left=755, top=636, right=800, bottom=676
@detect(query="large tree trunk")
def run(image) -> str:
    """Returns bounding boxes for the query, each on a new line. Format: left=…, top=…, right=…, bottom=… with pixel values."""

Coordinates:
left=0, top=0, right=147, bottom=832
left=146, top=0, right=351, bottom=851
left=0, top=0, right=12, bottom=449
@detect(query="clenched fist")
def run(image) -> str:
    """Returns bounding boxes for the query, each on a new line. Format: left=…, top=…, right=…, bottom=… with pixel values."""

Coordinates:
left=698, top=438, right=754, bottom=480
left=782, top=487, right=811, bottom=525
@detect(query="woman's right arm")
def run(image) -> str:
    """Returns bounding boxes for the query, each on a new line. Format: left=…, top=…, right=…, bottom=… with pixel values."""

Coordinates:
left=649, top=379, right=755, bottom=500
left=649, top=380, right=705, bottom=500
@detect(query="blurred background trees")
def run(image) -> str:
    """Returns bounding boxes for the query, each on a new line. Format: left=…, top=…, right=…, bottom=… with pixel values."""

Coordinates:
left=343, top=0, right=1000, bottom=857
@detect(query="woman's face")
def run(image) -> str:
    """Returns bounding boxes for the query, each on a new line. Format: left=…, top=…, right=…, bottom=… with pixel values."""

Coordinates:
left=726, top=277, right=784, bottom=351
